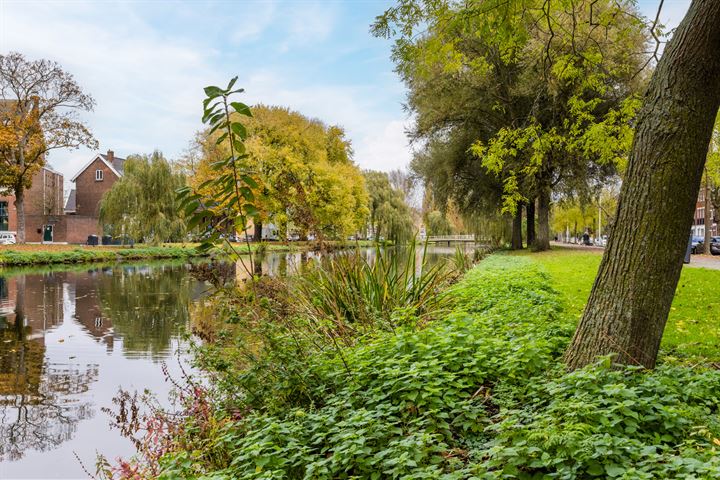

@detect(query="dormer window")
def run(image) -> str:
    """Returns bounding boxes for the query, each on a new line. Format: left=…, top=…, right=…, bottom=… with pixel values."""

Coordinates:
left=95, top=169, right=103, bottom=181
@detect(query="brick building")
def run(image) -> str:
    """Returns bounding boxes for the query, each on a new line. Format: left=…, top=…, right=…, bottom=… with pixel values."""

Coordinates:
left=692, top=188, right=718, bottom=238
left=0, top=150, right=125, bottom=243
left=63, top=150, right=126, bottom=242
left=0, top=166, right=64, bottom=241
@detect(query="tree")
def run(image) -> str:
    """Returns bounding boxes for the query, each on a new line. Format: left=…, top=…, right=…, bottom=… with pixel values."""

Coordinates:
left=374, top=0, right=646, bottom=251
left=99, top=152, right=186, bottom=244
left=364, top=170, right=414, bottom=243
left=190, top=105, right=369, bottom=243
left=565, top=0, right=720, bottom=369
left=0, top=52, right=97, bottom=243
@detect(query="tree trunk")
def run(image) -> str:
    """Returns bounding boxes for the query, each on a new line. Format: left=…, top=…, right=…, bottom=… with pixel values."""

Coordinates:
left=511, top=208, right=523, bottom=250
left=533, top=186, right=550, bottom=251
left=705, top=173, right=712, bottom=253
left=565, top=0, right=720, bottom=370
left=526, top=198, right=536, bottom=247
left=253, top=220, right=262, bottom=242
left=15, top=185, right=25, bottom=244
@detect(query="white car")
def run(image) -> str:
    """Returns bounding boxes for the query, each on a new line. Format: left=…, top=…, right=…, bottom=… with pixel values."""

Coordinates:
left=0, top=232, right=17, bottom=245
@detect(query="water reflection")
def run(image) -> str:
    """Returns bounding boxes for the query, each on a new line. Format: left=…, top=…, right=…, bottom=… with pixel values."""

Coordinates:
left=0, top=262, right=207, bottom=476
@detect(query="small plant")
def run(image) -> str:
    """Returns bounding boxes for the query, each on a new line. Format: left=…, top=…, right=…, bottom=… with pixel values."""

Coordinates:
left=177, top=77, right=258, bottom=277
left=295, top=245, right=453, bottom=338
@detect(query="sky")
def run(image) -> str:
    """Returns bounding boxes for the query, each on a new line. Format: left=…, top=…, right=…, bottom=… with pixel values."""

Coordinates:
left=0, top=0, right=691, bottom=194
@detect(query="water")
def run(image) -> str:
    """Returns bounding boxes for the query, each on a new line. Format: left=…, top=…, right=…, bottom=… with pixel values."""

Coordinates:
left=0, top=246, right=468, bottom=479
left=0, top=260, right=209, bottom=479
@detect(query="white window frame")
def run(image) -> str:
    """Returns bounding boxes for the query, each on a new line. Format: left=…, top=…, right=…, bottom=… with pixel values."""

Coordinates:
left=95, top=169, right=104, bottom=181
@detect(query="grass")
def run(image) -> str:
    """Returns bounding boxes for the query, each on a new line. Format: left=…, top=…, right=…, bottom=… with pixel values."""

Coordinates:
left=0, top=240, right=378, bottom=267
left=514, top=247, right=720, bottom=361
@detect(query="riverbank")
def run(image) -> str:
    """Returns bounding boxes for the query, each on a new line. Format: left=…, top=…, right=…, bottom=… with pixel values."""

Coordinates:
left=115, top=253, right=720, bottom=478
left=0, top=240, right=378, bottom=267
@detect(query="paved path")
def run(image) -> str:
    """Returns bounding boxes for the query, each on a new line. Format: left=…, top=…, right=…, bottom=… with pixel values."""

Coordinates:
left=551, top=241, right=720, bottom=270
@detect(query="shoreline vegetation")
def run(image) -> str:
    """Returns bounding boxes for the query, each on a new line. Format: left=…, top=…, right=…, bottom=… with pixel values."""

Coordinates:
left=106, top=252, right=720, bottom=478
left=0, top=240, right=378, bottom=267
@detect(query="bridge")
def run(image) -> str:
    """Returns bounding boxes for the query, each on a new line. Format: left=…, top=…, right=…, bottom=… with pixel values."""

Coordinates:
left=425, top=234, right=478, bottom=244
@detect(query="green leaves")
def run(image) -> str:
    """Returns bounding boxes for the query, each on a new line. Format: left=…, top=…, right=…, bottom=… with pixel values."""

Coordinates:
left=179, top=77, right=260, bottom=275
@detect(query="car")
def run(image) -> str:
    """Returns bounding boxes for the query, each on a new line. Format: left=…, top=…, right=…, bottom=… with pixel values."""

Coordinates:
left=0, top=232, right=16, bottom=245
left=690, top=236, right=705, bottom=254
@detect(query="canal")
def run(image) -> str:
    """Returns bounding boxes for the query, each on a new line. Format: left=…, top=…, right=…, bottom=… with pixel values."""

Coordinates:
left=0, top=246, right=463, bottom=479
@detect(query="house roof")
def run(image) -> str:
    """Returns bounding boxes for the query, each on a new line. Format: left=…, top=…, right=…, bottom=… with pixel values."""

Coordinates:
left=70, top=153, right=125, bottom=182
left=64, top=189, right=76, bottom=212
left=100, top=153, right=126, bottom=175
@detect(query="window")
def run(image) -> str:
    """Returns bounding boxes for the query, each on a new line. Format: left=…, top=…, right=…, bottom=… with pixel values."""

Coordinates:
left=0, top=201, right=8, bottom=231
left=95, top=169, right=104, bottom=181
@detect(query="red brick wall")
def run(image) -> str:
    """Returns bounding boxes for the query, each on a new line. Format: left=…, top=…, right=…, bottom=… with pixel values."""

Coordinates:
left=65, top=215, right=101, bottom=244
left=74, top=157, right=119, bottom=217
left=25, top=168, right=64, bottom=216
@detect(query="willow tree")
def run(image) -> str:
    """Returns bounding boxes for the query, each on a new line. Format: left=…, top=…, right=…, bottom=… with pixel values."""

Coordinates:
left=0, top=52, right=97, bottom=242
left=99, top=152, right=186, bottom=243
left=364, top=170, right=415, bottom=243
left=566, top=0, right=720, bottom=369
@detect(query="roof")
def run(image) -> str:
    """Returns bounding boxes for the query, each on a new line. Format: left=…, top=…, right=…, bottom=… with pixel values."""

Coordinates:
left=70, top=153, right=124, bottom=182
left=100, top=153, right=126, bottom=175
left=64, top=189, right=76, bottom=212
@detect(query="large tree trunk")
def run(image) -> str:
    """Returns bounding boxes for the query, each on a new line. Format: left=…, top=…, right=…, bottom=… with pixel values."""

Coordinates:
left=511, top=208, right=523, bottom=250
left=526, top=198, right=536, bottom=247
left=14, top=185, right=25, bottom=244
left=565, top=0, right=720, bottom=370
left=253, top=220, right=262, bottom=242
left=533, top=186, right=550, bottom=251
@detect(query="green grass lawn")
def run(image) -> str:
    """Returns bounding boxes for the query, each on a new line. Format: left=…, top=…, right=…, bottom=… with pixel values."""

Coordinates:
left=514, top=247, right=720, bottom=361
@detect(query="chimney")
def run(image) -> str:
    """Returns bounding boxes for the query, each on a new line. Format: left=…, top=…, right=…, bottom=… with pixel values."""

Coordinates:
left=106, top=150, right=114, bottom=163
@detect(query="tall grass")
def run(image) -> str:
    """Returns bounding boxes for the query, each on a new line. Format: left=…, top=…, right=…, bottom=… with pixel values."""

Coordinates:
left=295, top=245, right=453, bottom=337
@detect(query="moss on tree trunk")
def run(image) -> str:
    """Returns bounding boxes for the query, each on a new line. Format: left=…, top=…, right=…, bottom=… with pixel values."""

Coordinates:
left=565, top=0, right=720, bottom=369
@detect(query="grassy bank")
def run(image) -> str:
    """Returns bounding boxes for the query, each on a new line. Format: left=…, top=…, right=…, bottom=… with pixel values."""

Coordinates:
left=116, top=254, right=720, bottom=479
left=516, top=247, right=720, bottom=361
left=0, top=240, right=377, bottom=267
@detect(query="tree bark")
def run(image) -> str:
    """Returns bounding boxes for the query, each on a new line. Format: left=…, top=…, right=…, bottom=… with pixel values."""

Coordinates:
left=15, top=185, right=25, bottom=244
left=526, top=198, right=536, bottom=247
left=565, top=0, right=720, bottom=370
left=533, top=186, right=550, bottom=251
left=253, top=220, right=262, bottom=242
left=511, top=208, right=523, bottom=250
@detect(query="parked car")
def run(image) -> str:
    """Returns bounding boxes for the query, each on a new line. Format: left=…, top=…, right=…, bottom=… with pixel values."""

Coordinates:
left=690, top=236, right=705, bottom=254
left=0, top=232, right=16, bottom=245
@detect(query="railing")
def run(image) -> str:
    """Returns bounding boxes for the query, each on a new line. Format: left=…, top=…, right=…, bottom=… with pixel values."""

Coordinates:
left=425, top=234, right=476, bottom=242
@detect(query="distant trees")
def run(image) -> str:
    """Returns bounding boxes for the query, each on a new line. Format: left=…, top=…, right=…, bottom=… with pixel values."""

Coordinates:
left=99, top=152, right=186, bottom=244
left=364, top=170, right=414, bottom=243
left=190, top=105, right=368, bottom=242
left=0, top=52, right=97, bottom=242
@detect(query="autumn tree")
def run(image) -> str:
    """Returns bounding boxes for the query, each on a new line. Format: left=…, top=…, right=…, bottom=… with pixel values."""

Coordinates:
left=0, top=52, right=97, bottom=243
left=99, top=152, right=186, bottom=244
left=190, top=105, right=369, bottom=242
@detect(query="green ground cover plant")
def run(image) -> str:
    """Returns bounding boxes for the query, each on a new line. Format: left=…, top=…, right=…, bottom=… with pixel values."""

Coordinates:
left=0, top=245, right=204, bottom=266
left=107, top=254, right=720, bottom=479
left=517, top=248, right=720, bottom=361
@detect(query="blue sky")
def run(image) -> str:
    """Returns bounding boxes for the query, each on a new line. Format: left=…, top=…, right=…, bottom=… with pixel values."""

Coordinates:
left=0, top=0, right=690, bottom=192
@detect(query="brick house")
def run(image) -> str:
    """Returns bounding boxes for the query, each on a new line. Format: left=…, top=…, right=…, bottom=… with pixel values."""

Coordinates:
left=63, top=150, right=126, bottom=243
left=692, top=188, right=718, bottom=238
left=0, top=166, right=64, bottom=241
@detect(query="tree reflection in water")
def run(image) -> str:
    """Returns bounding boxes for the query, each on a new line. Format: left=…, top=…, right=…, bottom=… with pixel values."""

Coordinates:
left=0, top=275, right=97, bottom=462
left=95, top=263, right=198, bottom=359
